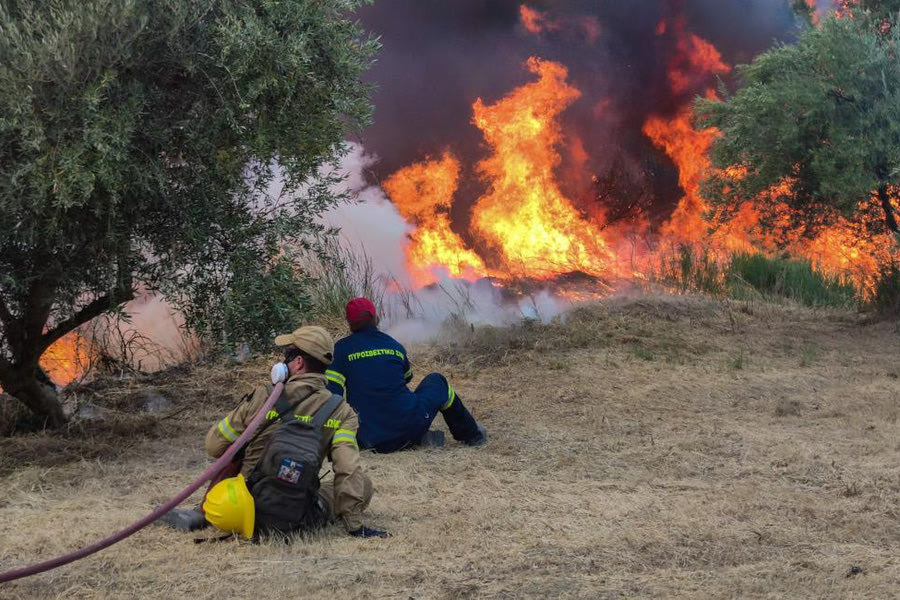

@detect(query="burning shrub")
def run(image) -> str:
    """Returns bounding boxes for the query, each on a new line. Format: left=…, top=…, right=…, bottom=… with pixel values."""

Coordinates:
left=697, top=13, right=900, bottom=254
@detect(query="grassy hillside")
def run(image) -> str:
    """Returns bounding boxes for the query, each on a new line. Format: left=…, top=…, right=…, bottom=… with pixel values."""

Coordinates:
left=1, top=294, right=898, bottom=598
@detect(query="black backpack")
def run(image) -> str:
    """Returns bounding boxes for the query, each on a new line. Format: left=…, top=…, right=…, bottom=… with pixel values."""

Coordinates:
left=246, top=392, right=343, bottom=537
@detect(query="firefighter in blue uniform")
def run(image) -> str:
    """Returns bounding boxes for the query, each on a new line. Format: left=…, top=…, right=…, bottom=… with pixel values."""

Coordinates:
left=326, top=297, right=487, bottom=453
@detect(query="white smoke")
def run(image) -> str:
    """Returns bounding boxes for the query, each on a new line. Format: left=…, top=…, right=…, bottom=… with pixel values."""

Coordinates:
left=383, top=283, right=571, bottom=344
left=89, top=291, right=198, bottom=372
left=320, top=143, right=414, bottom=287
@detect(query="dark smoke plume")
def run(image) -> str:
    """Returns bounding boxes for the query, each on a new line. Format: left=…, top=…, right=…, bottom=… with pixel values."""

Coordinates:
left=356, top=0, right=800, bottom=227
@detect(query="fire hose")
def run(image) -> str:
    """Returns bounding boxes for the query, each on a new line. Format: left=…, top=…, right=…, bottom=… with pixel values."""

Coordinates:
left=0, top=381, right=285, bottom=584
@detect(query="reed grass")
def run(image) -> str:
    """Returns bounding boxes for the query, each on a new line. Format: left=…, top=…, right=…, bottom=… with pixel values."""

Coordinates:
left=653, top=245, right=861, bottom=309
left=727, top=252, right=858, bottom=309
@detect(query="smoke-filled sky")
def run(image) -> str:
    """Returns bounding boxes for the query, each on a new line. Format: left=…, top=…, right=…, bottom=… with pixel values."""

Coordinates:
left=353, top=0, right=802, bottom=222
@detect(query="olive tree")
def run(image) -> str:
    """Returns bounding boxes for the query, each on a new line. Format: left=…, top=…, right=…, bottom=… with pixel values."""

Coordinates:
left=0, top=0, right=378, bottom=426
left=696, top=4, right=900, bottom=242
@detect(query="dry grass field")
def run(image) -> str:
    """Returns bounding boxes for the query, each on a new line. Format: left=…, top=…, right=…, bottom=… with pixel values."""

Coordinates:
left=1, top=293, right=898, bottom=599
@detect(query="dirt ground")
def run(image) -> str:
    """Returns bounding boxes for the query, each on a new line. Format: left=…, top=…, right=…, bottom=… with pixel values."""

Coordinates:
left=1, top=293, right=898, bottom=599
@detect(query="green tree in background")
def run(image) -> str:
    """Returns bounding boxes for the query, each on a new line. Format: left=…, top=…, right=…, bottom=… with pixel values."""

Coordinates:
left=0, top=0, right=378, bottom=426
left=696, top=2, right=900, bottom=242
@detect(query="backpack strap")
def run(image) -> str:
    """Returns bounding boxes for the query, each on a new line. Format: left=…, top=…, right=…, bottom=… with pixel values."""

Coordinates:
left=271, top=394, right=298, bottom=422
left=240, top=385, right=292, bottom=453
left=311, top=393, right=344, bottom=430
left=253, top=386, right=342, bottom=431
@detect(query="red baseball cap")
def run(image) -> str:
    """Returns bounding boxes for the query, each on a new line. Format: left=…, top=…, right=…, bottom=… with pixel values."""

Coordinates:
left=345, top=297, right=377, bottom=325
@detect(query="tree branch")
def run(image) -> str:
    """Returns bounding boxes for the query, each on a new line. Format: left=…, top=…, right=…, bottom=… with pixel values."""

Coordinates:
left=19, top=272, right=60, bottom=367
left=829, top=88, right=856, bottom=104
left=39, top=288, right=133, bottom=354
left=877, top=183, right=900, bottom=246
left=0, top=288, right=26, bottom=362
left=32, top=242, right=135, bottom=356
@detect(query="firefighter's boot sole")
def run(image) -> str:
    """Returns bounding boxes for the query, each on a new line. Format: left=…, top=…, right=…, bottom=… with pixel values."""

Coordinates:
left=158, top=507, right=209, bottom=532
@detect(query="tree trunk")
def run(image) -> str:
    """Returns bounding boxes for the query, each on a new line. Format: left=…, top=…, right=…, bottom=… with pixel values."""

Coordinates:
left=877, top=183, right=900, bottom=244
left=1, top=370, right=66, bottom=429
left=1, top=280, right=131, bottom=429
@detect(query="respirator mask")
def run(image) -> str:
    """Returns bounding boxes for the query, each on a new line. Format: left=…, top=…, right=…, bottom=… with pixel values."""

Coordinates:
left=270, top=362, right=289, bottom=385
left=271, top=348, right=303, bottom=385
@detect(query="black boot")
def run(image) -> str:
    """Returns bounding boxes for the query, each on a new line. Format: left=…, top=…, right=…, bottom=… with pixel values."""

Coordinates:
left=441, top=395, right=482, bottom=445
left=158, top=507, right=209, bottom=532
left=466, top=423, right=487, bottom=447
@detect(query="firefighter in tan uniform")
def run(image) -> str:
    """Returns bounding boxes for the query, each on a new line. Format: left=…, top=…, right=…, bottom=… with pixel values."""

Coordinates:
left=161, top=326, right=386, bottom=539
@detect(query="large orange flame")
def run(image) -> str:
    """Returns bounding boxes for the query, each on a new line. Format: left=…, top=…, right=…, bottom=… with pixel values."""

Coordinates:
left=471, top=57, right=614, bottom=278
left=40, top=332, right=93, bottom=387
left=643, top=18, right=739, bottom=248
left=780, top=194, right=895, bottom=294
left=643, top=106, right=718, bottom=244
left=382, top=152, right=488, bottom=286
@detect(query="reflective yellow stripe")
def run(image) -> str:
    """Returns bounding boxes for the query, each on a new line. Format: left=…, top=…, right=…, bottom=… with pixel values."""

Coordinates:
left=332, top=429, right=358, bottom=449
left=347, top=349, right=404, bottom=361
left=441, top=386, right=456, bottom=411
left=325, top=369, right=346, bottom=386
left=223, top=416, right=239, bottom=440
left=262, top=412, right=339, bottom=426
left=217, top=416, right=238, bottom=442
left=404, top=369, right=413, bottom=379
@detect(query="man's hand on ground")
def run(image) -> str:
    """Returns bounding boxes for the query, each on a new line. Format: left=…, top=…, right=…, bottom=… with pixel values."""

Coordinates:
left=349, top=526, right=390, bottom=538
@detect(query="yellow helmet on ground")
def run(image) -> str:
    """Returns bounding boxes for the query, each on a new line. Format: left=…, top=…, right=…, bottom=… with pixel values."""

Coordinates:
left=202, top=473, right=255, bottom=539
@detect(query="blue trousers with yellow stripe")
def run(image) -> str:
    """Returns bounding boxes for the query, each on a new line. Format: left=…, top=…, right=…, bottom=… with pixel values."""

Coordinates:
left=370, top=373, right=479, bottom=453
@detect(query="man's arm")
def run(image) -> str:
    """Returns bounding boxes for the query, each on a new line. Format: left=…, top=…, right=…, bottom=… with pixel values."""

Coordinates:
left=326, top=350, right=348, bottom=397
left=203, top=386, right=267, bottom=458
